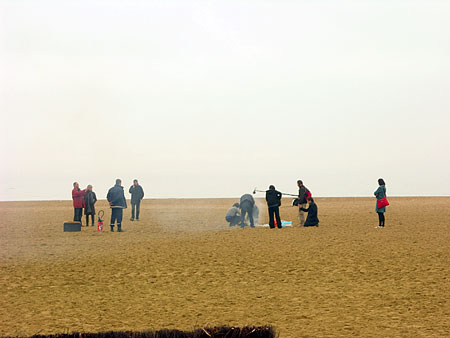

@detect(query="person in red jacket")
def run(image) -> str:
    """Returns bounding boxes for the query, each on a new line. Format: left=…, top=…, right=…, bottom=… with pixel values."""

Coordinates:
left=72, top=182, right=87, bottom=224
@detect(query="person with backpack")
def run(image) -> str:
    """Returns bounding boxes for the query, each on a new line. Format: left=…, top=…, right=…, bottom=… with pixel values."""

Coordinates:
left=297, top=180, right=311, bottom=226
left=374, top=178, right=388, bottom=228
left=299, top=197, right=319, bottom=227
left=265, top=185, right=282, bottom=229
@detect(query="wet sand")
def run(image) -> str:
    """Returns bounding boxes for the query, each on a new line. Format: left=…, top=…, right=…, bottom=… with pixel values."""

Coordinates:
left=1, top=197, right=449, bottom=337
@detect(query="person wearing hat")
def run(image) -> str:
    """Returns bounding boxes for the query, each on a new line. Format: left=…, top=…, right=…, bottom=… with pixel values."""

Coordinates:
left=129, top=179, right=144, bottom=221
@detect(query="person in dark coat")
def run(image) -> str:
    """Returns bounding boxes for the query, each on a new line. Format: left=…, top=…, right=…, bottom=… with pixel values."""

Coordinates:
left=129, top=179, right=144, bottom=221
left=300, top=197, right=319, bottom=227
left=265, top=185, right=282, bottom=229
left=107, top=179, right=127, bottom=232
left=374, top=178, right=387, bottom=228
left=226, top=203, right=241, bottom=227
left=240, top=193, right=255, bottom=228
left=72, top=182, right=87, bottom=224
left=84, top=185, right=97, bottom=227
left=297, top=180, right=311, bottom=226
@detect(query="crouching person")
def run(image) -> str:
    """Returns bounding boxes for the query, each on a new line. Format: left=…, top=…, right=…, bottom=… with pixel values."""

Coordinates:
left=107, top=178, right=127, bottom=232
left=226, top=203, right=241, bottom=227
left=300, top=197, right=319, bottom=227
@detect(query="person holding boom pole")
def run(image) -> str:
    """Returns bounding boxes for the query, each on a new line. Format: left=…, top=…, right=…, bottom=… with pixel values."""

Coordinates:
left=265, top=185, right=282, bottom=229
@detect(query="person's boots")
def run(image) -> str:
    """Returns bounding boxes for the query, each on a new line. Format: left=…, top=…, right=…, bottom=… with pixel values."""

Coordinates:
left=110, top=225, right=114, bottom=232
left=117, top=224, right=123, bottom=232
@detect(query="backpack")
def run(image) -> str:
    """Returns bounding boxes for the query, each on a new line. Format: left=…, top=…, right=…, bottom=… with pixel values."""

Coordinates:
left=305, top=188, right=312, bottom=199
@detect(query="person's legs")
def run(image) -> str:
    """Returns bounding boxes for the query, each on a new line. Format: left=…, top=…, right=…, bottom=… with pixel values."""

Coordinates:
left=74, top=208, right=81, bottom=222
left=275, top=206, right=282, bottom=228
left=117, top=209, right=123, bottom=232
left=136, top=200, right=141, bottom=220
left=240, top=207, right=248, bottom=227
left=268, top=207, right=275, bottom=228
left=85, top=215, right=89, bottom=226
left=377, top=212, right=383, bottom=227
left=381, top=212, right=385, bottom=227
left=226, top=216, right=233, bottom=226
left=91, top=214, right=95, bottom=226
left=111, top=209, right=117, bottom=231
left=131, top=202, right=136, bottom=220
left=247, top=205, right=255, bottom=227
left=298, top=204, right=306, bottom=226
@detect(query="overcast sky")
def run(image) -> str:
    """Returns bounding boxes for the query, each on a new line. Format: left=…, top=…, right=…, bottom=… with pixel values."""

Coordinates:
left=1, top=0, right=449, bottom=201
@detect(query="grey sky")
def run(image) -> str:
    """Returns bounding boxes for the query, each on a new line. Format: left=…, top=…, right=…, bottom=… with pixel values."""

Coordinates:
left=1, top=0, right=449, bottom=201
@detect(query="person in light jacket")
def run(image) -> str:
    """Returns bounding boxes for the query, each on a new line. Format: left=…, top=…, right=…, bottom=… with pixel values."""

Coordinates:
left=226, top=203, right=241, bottom=227
left=374, top=178, right=387, bottom=228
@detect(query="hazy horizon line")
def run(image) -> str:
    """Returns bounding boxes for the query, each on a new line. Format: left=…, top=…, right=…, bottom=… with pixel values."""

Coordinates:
left=1, top=195, right=449, bottom=203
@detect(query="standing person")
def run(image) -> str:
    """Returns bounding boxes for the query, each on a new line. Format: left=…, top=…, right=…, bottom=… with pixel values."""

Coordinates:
left=226, top=203, right=241, bottom=227
left=129, top=179, right=144, bottom=221
left=240, top=193, right=256, bottom=228
left=297, top=180, right=311, bottom=226
left=374, top=178, right=387, bottom=228
left=72, top=182, right=87, bottom=224
left=84, top=185, right=97, bottom=227
left=300, top=197, right=319, bottom=227
left=107, top=179, right=127, bottom=232
left=265, top=185, right=282, bottom=229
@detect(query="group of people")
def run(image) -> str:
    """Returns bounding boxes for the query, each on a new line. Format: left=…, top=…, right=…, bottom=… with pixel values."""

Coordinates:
left=264, top=180, right=319, bottom=228
left=225, top=180, right=319, bottom=229
left=225, top=194, right=260, bottom=228
left=72, top=182, right=98, bottom=227
left=71, top=179, right=145, bottom=232
left=73, top=177, right=388, bottom=232
left=225, top=177, right=388, bottom=229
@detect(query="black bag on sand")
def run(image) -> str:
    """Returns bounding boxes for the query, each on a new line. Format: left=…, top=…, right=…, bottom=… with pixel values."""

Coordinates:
left=64, top=222, right=81, bottom=232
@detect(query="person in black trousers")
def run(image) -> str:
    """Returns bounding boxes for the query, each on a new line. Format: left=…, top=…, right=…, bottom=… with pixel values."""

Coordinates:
left=265, top=185, right=282, bottom=229
left=129, top=179, right=144, bottom=221
left=299, top=197, right=319, bottom=227
left=107, top=179, right=127, bottom=232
